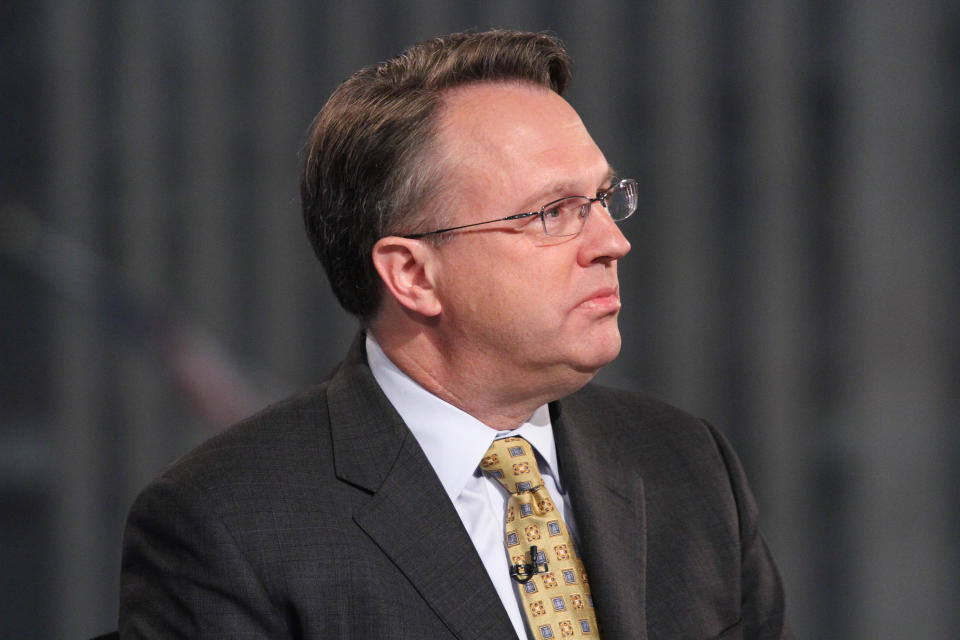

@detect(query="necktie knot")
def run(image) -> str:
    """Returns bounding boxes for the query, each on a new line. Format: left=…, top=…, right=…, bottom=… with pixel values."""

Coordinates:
left=481, top=436, right=546, bottom=495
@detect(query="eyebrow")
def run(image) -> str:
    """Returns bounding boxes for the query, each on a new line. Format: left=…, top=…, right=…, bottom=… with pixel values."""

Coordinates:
left=526, top=166, right=618, bottom=208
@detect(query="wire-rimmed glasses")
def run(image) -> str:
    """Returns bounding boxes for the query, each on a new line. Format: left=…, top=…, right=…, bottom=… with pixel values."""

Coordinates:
left=401, top=178, right=638, bottom=240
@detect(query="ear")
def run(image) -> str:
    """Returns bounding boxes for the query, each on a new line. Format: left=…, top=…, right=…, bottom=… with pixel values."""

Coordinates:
left=371, top=236, right=442, bottom=317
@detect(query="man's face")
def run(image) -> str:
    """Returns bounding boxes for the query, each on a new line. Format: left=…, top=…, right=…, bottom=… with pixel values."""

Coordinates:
left=428, top=82, right=631, bottom=398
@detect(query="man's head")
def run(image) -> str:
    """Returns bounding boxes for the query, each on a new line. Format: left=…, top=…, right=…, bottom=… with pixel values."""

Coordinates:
left=303, top=30, right=632, bottom=415
left=301, top=30, right=571, bottom=321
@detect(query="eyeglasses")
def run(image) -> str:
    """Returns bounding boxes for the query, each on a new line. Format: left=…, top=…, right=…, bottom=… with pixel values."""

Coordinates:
left=401, top=178, right=638, bottom=240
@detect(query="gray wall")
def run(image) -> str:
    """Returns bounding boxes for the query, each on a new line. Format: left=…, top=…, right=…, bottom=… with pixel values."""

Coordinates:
left=1, top=2, right=957, bottom=638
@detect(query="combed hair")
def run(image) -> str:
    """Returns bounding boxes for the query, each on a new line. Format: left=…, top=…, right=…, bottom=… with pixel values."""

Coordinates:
left=300, top=29, right=571, bottom=321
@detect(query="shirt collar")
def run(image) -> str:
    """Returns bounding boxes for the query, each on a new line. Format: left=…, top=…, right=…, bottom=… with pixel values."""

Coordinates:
left=365, top=333, right=561, bottom=503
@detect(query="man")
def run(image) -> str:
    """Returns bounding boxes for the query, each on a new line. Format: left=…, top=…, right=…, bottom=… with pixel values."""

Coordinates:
left=120, top=30, right=790, bottom=639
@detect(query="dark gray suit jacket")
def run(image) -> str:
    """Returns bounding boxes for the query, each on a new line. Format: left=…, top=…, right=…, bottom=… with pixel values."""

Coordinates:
left=120, top=336, right=790, bottom=639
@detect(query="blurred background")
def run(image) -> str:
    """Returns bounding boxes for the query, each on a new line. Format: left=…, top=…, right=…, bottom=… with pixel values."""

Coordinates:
left=2, top=1, right=957, bottom=638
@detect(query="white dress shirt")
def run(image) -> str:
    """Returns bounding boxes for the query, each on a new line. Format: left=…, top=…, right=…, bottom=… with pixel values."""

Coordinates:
left=366, top=334, right=579, bottom=640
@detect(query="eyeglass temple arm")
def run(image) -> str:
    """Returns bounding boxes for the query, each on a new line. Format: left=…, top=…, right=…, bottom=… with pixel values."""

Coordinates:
left=402, top=211, right=540, bottom=239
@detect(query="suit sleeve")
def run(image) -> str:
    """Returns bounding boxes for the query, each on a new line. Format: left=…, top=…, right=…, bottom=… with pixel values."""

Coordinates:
left=705, top=422, right=795, bottom=640
left=119, top=476, right=287, bottom=639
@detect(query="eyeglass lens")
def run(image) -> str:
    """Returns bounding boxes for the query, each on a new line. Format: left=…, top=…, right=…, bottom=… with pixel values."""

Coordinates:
left=605, top=180, right=637, bottom=221
left=542, top=180, right=637, bottom=237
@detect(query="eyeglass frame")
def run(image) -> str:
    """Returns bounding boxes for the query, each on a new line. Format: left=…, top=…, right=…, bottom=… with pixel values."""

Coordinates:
left=399, top=178, right=638, bottom=240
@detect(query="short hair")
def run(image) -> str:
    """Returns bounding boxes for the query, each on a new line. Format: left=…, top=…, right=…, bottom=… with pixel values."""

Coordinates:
left=300, top=29, right=571, bottom=321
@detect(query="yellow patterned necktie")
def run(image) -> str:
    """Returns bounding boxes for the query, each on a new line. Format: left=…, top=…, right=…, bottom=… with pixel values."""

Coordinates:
left=481, top=436, right=599, bottom=639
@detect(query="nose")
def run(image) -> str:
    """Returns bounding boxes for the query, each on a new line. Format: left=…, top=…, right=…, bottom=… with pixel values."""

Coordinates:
left=578, top=202, right=631, bottom=266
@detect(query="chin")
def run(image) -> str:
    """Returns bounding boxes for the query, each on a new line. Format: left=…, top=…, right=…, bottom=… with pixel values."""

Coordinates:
left=569, top=328, right=622, bottom=374
left=542, top=336, right=620, bottom=402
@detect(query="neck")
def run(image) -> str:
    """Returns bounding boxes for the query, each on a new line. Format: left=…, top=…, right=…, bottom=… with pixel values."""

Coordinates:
left=369, top=326, right=564, bottom=430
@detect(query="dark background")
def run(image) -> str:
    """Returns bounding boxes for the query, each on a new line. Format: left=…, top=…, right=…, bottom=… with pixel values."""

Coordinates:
left=2, top=2, right=958, bottom=638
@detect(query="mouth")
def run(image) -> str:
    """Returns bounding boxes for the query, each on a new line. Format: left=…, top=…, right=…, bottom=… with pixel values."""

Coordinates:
left=576, top=286, right=621, bottom=313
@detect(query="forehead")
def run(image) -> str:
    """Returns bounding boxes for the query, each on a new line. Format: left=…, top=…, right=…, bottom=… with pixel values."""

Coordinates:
left=434, top=82, right=608, bottom=203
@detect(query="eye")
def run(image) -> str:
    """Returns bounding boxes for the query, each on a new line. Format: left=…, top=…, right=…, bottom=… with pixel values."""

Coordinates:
left=550, top=197, right=589, bottom=217
left=543, top=205, right=563, bottom=219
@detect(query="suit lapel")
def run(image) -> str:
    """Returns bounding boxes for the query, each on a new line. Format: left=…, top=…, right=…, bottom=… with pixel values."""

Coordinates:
left=327, top=335, right=516, bottom=640
left=552, top=393, right=648, bottom=639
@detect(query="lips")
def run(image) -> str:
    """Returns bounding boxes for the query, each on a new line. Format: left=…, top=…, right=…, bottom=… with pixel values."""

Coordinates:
left=576, top=286, right=620, bottom=312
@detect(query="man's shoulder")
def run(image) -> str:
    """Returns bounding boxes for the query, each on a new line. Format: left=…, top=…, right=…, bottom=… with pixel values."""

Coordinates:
left=155, top=382, right=335, bottom=492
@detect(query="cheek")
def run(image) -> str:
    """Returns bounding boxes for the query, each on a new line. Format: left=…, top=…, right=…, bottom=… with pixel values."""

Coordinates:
left=441, top=264, right=518, bottom=325
left=442, top=242, right=575, bottom=319
left=523, top=268, right=582, bottom=329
